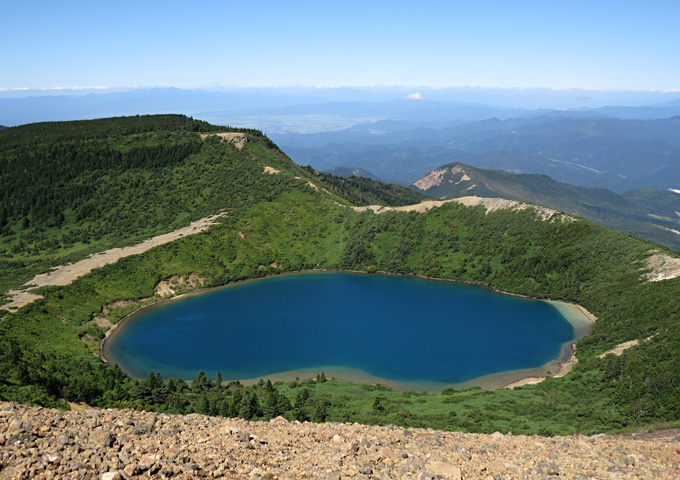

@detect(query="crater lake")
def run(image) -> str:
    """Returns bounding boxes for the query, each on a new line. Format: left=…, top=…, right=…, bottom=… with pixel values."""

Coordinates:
left=102, top=272, right=592, bottom=391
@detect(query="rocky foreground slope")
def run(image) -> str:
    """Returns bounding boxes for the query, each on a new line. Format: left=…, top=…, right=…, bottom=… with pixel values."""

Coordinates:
left=0, top=402, right=678, bottom=480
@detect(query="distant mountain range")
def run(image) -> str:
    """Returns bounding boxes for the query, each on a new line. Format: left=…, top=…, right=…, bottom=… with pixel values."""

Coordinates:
left=412, top=162, right=680, bottom=250
left=3, top=86, right=680, bottom=131
left=278, top=116, right=680, bottom=193
left=324, top=166, right=383, bottom=181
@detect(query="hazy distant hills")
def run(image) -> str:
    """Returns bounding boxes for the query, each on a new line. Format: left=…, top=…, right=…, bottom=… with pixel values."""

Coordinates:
left=4, top=86, right=680, bottom=132
left=324, top=166, right=382, bottom=181
left=412, top=162, right=680, bottom=250
left=0, top=90, right=530, bottom=133
left=4, top=86, right=680, bottom=198
left=285, top=143, right=473, bottom=185
left=279, top=116, right=680, bottom=193
left=4, top=88, right=680, bottom=193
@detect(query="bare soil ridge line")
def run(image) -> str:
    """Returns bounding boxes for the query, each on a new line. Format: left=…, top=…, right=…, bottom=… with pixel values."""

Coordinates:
left=2, top=213, right=225, bottom=312
left=352, top=196, right=576, bottom=222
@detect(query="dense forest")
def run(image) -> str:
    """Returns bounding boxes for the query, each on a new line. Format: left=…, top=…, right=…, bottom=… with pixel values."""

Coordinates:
left=1, top=115, right=679, bottom=436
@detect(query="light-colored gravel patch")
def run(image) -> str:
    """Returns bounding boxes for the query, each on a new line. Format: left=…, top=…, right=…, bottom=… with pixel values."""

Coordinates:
left=2, top=213, right=225, bottom=312
left=643, top=250, right=680, bottom=282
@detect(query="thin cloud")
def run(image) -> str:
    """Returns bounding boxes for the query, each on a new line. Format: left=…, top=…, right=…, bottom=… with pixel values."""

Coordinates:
left=403, top=92, right=424, bottom=101
left=0, top=86, right=114, bottom=92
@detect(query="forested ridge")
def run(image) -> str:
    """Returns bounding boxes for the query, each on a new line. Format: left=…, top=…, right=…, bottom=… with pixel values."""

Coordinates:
left=0, top=115, right=266, bottom=240
left=411, top=161, right=680, bottom=251
left=1, top=115, right=679, bottom=436
left=0, top=115, right=404, bottom=297
left=300, top=166, right=428, bottom=206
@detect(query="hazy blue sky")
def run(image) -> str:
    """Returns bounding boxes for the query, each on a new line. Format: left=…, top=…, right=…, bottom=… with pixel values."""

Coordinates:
left=2, top=0, right=678, bottom=92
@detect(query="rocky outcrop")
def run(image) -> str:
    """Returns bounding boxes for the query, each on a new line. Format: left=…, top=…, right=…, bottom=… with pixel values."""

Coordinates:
left=413, top=168, right=448, bottom=191
left=413, top=165, right=473, bottom=192
left=643, top=250, right=680, bottom=282
left=153, top=273, right=207, bottom=298
left=199, top=133, right=248, bottom=149
left=1, top=402, right=679, bottom=479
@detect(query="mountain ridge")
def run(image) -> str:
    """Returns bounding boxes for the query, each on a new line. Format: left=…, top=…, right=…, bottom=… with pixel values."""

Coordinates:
left=411, top=161, right=680, bottom=250
left=278, top=115, right=680, bottom=192
left=324, top=166, right=382, bottom=181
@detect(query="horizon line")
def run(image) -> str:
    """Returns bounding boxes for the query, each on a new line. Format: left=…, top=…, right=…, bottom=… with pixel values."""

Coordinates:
left=2, top=85, right=680, bottom=95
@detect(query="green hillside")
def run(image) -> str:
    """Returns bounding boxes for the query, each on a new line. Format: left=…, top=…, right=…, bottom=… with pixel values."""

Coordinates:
left=412, top=162, right=680, bottom=251
left=0, top=115, right=418, bottom=297
left=1, top=116, right=679, bottom=436
left=302, top=166, right=427, bottom=206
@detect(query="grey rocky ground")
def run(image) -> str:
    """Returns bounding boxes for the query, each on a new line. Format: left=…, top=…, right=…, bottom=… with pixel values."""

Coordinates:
left=1, top=402, right=679, bottom=479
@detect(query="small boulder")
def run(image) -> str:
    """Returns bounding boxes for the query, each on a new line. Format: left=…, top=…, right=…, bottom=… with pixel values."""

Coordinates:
left=426, top=460, right=462, bottom=480
left=132, top=423, right=153, bottom=435
left=100, top=472, right=122, bottom=480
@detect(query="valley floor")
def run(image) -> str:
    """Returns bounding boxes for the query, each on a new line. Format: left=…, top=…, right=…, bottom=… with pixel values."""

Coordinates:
left=1, top=402, right=678, bottom=479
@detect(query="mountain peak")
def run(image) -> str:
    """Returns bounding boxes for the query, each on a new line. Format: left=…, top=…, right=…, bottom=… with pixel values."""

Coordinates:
left=413, top=164, right=475, bottom=192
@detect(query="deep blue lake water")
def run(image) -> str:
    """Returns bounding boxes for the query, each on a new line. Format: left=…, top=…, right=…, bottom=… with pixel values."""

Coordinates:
left=103, top=272, right=576, bottom=387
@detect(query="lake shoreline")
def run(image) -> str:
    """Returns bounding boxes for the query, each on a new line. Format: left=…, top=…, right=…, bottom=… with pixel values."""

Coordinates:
left=100, top=269, right=596, bottom=392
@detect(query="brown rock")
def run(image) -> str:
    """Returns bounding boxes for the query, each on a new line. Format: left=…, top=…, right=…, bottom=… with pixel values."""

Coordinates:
left=426, top=460, right=462, bottom=479
left=0, top=402, right=679, bottom=480
left=100, top=473, right=122, bottom=480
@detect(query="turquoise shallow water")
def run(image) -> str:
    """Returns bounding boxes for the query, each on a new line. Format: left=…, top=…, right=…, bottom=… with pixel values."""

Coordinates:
left=103, top=272, right=575, bottom=386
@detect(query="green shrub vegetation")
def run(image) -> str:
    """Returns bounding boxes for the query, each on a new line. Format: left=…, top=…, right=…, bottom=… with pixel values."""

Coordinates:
left=300, top=166, right=428, bottom=206
left=1, top=115, right=679, bottom=436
